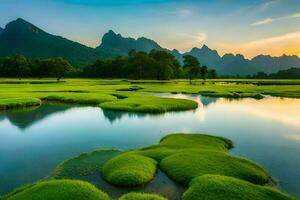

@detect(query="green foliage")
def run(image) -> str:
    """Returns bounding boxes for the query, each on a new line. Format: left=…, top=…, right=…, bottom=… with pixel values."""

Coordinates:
left=0, top=56, right=76, bottom=79
left=102, top=153, right=157, bottom=187
left=182, top=175, right=296, bottom=200
left=0, top=97, right=41, bottom=110
left=84, top=50, right=184, bottom=80
left=53, top=149, right=122, bottom=178
left=119, top=193, right=167, bottom=200
left=3, top=180, right=111, bottom=200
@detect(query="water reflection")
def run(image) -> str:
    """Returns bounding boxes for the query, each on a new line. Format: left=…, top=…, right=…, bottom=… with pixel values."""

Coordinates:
left=0, top=95, right=300, bottom=197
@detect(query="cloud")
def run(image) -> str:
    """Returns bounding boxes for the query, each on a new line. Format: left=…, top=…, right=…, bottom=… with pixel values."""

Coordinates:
left=245, top=30, right=300, bottom=46
left=170, top=9, right=192, bottom=17
left=195, top=33, right=207, bottom=43
left=216, top=30, right=300, bottom=58
left=258, top=0, right=278, bottom=12
left=251, top=11, right=300, bottom=26
left=251, top=18, right=273, bottom=26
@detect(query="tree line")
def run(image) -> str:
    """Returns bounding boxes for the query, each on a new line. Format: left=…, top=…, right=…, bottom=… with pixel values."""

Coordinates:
left=0, top=50, right=217, bottom=81
left=251, top=68, right=300, bottom=79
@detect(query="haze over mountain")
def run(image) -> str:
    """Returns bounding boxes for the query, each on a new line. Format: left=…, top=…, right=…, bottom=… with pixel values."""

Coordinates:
left=1, top=18, right=300, bottom=75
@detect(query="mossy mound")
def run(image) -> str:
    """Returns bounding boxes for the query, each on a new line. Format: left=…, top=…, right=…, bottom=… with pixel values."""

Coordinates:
left=53, top=149, right=122, bottom=178
left=3, top=180, right=110, bottom=200
left=0, top=97, right=41, bottom=110
left=42, top=93, right=117, bottom=104
left=182, top=175, right=296, bottom=200
left=136, top=134, right=233, bottom=161
left=160, top=150, right=271, bottom=185
left=99, top=95, right=198, bottom=113
left=102, top=153, right=158, bottom=187
left=119, top=192, right=167, bottom=200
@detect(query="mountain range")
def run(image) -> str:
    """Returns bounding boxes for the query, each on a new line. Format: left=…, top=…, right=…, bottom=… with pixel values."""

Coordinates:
left=1, top=18, right=300, bottom=75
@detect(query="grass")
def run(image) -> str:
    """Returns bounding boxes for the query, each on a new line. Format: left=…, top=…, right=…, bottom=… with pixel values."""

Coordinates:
left=99, top=92, right=198, bottom=113
left=182, top=175, right=296, bottom=200
left=0, top=78, right=299, bottom=113
left=135, top=134, right=233, bottom=161
left=42, top=93, right=117, bottom=105
left=44, top=133, right=294, bottom=199
left=118, top=192, right=167, bottom=200
left=0, top=97, right=41, bottom=110
left=53, top=149, right=122, bottom=178
left=102, top=153, right=158, bottom=187
left=159, top=150, right=272, bottom=185
left=2, top=180, right=110, bottom=200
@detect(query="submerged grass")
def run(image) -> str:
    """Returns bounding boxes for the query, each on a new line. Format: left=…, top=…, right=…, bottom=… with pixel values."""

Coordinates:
left=102, top=153, right=158, bottom=187
left=118, top=192, right=167, bottom=200
left=2, top=180, right=110, bottom=200
left=53, top=149, right=122, bottom=178
left=182, top=175, right=296, bottom=200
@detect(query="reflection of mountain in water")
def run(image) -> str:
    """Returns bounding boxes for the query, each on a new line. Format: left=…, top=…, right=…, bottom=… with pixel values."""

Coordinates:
left=0, top=104, right=72, bottom=129
left=200, top=96, right=218, bottom=107
left=102, top=109, right=164, bottom=123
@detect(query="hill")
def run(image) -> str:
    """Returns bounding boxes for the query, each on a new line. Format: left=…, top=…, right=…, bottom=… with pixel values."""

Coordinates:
left=1, top=18, right=300, bottom=75
left=0, top=18, right=103, bottom=67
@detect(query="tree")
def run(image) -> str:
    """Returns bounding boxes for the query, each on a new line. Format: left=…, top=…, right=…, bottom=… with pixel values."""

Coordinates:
left=207, top=69, right=217, bottom=79
left=50, top=58, right=74, bottom=81
left=200, top=65, right=208, bottom=81
left=149, top=50, right=179, bottom=80
left=183, top=55, right=200, bottom=84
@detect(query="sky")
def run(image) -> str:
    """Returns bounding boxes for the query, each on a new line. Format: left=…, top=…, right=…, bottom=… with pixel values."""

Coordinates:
left=0, top=0, right=300, bottom=58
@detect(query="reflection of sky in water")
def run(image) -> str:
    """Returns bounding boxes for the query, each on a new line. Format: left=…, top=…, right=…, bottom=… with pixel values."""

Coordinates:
left=0, top=96, right=299, bottom=197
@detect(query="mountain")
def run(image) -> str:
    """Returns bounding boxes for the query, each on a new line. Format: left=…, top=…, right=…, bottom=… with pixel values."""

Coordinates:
left=0, top=18, right=103, bottom=67
left=96, top=30, right=163, bottom=56
left=1, top=18, right=300, bottom=75
left=184, top=45, right=221, bottom=68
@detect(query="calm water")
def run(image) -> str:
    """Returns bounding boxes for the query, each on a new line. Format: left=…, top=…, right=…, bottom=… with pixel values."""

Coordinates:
left=0, top=95, right=300, bottom=197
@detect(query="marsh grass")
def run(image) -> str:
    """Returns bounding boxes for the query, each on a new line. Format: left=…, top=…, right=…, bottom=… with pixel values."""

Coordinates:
left=182, top=175, right=296, bottom=200
left=0, top=97, right=41, bottom=110
left=2, top=180, right=111, bottom=200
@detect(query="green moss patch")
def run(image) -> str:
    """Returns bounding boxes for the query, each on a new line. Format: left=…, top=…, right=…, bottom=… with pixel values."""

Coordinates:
left=159, top=150, right=272, bottom=185
left=99, top=94, right=198, bottom=113
left=119, top=192, right=167, bottom=200
left=182, top=175, right=296, bottom=200
left=0, top=97, right=41, bottom=110
left=135, top=134, right=233, bottom=161
left=53, top=149, right=122, bottom=178
left=102, top=153, right=158, bottom=187
left=3, top=180, right=110, bottom=200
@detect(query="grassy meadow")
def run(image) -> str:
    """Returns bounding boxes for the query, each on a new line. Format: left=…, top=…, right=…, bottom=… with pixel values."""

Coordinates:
left=1, top=78, right=299, bottom=200
left=0, top=78, right=299, bottom=112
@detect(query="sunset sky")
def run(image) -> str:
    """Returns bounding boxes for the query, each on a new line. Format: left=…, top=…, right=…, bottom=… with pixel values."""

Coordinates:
left=0, top=0, right=300, bottom=58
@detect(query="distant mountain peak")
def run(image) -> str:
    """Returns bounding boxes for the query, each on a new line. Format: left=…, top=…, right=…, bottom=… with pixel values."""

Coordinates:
left=98, top=30, right=162, bottom=56
left=4, top=18, right=44, bottom=35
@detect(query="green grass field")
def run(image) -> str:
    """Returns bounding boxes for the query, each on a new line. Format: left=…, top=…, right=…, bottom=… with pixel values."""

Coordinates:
left=0, top=78, right=299, bottom=112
